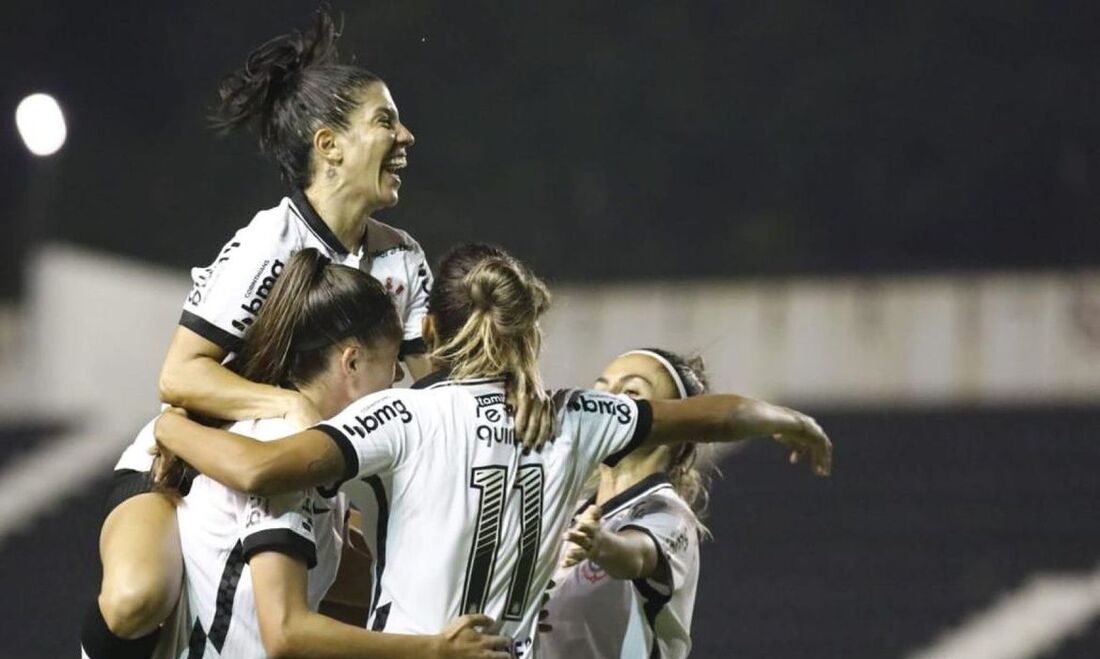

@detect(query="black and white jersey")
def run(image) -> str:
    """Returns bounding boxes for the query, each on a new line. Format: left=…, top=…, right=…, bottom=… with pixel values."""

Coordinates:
left=181, top=188, right=432, bottom=359
left=540, top=474, right=701, bottom=659
left=316, top=372, right=654, bottom=658
left=174, top=417, right=348, bottom=659
left=115, top=189, right=432, bottom=475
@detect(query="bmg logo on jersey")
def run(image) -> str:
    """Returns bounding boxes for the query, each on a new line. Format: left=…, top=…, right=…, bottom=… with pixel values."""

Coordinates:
left=230, top=258, right=285, bottom=333
left=342, top=399, right=413, bottom=438
left=568, top=393, right=634, bottom=424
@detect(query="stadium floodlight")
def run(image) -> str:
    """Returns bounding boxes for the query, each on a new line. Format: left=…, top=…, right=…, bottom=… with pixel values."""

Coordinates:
left=15, top=93, right=67, bottom=157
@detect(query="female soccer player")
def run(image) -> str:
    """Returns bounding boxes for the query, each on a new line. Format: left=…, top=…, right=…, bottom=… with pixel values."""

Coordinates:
left=540, top=348, right=713, bottom=659
left=80, top=11, right=537, bottom=658
left=152, top=243, right=833, bottom=657
left=87, top=249, right=511, bottom=659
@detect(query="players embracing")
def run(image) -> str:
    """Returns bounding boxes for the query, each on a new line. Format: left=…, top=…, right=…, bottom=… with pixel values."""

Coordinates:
left=81, top=8, right=832, bottom=659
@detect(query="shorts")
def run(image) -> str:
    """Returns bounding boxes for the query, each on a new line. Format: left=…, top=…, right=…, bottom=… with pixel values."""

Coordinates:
left=103, top=469, right=154, bottom=517
left=103, top=468, right=194, bottom=519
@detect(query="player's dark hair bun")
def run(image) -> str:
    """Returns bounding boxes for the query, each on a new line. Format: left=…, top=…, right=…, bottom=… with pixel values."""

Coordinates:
left=211, top=9, right=339, bottom=137
left=210, top=8, right=380, bottom=187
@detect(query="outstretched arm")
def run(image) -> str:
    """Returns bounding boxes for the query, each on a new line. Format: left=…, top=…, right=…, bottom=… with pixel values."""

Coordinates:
left=646, top=395, right=832, bottom=476
left=561, top=505, right=658, bottom=580
left=154, top=411, right=342, bottom=496
left=159, top=327, right=321, bottom=428
left=251, top=551, right=512, bottom=659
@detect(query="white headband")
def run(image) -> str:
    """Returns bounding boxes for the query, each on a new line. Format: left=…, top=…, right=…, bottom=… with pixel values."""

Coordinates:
left=618, top=350, right=688, bottom=399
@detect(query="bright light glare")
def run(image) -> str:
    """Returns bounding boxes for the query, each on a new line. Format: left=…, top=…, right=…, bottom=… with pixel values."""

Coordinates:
left=15, top=93, right=67, bottom=157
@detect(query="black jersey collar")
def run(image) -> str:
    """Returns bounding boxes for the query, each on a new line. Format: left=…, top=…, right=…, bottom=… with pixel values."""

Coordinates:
left=289, top=188, right=351, bottom=257
left=411, top=369, right=450, bottom=389
left=581, top=472, right=672, bottom=518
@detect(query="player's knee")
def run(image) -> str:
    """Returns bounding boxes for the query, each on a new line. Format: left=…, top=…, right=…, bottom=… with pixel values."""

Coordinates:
left=98, top=581, right=169, bottom=639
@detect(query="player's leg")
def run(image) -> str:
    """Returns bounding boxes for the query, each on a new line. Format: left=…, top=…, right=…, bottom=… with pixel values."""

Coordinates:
left=80, top=475, right=182, bottom=659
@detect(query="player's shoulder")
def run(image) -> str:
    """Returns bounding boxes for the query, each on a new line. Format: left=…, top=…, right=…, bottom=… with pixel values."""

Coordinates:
left=228, top=416, right=298, bottom=443
left=226, top=197, right=300, bottom=250
left=366, top=217, right=422, bottom=259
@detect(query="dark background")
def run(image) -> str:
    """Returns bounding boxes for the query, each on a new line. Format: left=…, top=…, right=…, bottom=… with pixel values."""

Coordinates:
left=3, top=2, right=1099, bottom=657
left=3, top=408, right=1099, bottom=657
left=4, top=1, right=1099, bottom=299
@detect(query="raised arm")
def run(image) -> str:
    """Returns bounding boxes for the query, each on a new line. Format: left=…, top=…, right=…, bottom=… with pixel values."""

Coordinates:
left=250, top=551, right=511, bottom=659
left=646, top=395, right=832, bottom=476
left=159, top=327, right=321, bottom=427
left=154, top=411, right=341, bottom=496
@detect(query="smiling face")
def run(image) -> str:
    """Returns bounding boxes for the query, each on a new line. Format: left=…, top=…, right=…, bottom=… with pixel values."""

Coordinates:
left=332, top=81, right=415, bottom=210
left=593, top=353, right=680, bottom=401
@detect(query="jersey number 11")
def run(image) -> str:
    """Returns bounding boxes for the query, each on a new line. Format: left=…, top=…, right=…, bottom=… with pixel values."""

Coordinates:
left=460, top=464, right=544, bottom=620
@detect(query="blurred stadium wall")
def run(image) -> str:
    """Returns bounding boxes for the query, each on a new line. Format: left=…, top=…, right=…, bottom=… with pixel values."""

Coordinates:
left=0, top=244, right=1098, bottom=657
left=6, top=244, right=1097, bottom=420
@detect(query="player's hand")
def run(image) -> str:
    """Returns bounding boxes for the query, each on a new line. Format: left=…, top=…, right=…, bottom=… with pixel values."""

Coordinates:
left=514, top=388, right=557, bottom=452
left=561, top=505, right=604, bottom=568
left=150, top=442, right=190, bottom=495
left=434, top=614, right=513, bottom=659
left=514, top=389, right=556, bottom=452
left=536, top=579, right=555, bottom=634
left=284, top=391, right=322, bottom=430
left=771, top=407, right=832, bottom=477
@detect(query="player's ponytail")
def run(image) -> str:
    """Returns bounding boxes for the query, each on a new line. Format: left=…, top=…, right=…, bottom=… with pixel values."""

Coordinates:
left=429, top=243, right=551, bottom=409
left=210, top=7, right=381, bottom=187
left=235, top=248, right=402, bottom=389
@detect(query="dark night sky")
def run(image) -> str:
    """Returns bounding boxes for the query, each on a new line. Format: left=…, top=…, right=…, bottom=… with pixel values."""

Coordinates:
left=3, top=1, right=1099, bottom=296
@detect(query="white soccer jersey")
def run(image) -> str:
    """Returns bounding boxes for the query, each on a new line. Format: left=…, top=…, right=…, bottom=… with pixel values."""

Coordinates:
left=115, top=190, right=432, bottom=474
left=315, top=372, right=654, bottom=658
left=174, top=417, right=348, bottom=659
left=540, top=474, right=701, bottom=659
left=181, top=188, right=432, bottom=359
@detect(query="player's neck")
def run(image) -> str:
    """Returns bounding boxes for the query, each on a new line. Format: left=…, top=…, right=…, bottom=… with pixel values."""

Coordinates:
left=296, top=380, right=339, bottom=420
left=595, top=450, right=667, bottom=506
left=304, top=183, right=375, bottom=252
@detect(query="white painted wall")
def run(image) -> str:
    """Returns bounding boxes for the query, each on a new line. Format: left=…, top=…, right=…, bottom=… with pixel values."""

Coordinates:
left=4, top=244, right=1098, bottom=424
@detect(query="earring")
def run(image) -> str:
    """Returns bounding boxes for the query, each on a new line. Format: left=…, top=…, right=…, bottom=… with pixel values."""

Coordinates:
left=326, top=165, right=337, bottom=181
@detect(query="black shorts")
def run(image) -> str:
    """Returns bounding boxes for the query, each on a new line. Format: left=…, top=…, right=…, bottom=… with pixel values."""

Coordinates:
left=103, top=469, right=154, bottom=517
left=103, top=468, right=195, bottom=519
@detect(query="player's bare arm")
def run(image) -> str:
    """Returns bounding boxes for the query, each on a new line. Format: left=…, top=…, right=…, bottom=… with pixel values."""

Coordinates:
left=159, top=327, right=321, bottom=427
left=251, top=551, right=512, bottom=659
left=154, top=410, right=341, bottom=496
left=646, top=395, right=833, bottom=476
left=561, top=505, right=660, bottom=580
left=401, top=352, right=433, bottom=381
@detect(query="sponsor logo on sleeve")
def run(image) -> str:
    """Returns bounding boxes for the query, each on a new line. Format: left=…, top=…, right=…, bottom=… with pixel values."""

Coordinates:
left=230, top=258, right=284, bottom=333
left=188, top=241, right=242, bottom=306
left=341, top=399, right=414, bottom=438
left=567, top=393, right=634, bottom=424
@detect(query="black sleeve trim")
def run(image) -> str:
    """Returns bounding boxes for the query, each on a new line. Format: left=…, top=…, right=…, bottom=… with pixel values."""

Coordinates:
left=314, top=424, right=359, bottom=497
left=620, top=523, right=673, bottom=590
left=399, top=337, right=428, bottom=359
left=242, top=528, right=317, bottom=569
left=179, top=310, right=242, bottom=352
left=603, top=399, right=653, bottom=467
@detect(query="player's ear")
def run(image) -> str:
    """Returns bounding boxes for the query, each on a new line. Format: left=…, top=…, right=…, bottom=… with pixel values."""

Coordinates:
left=422, top=314, right=437, bottom=351
left=339, top=344, right=358, bottom=375
left=313, top=126, right=342, bottom=166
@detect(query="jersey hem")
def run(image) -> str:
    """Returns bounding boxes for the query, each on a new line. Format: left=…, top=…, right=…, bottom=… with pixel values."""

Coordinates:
left=179, top=310, right=242, bottom=352
left=399, top=337, right=428, bottom=359
left=242, top=528, right=318, bottom=569
left=314, top=423, right=359, bottom=496
left=604, top=399, right=654, bottom=467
